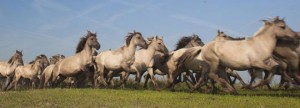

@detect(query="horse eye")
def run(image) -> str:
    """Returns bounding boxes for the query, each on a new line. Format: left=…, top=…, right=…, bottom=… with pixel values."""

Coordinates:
left=280, top=26, right=286, bottom=29
left=137, top=37, right=141, bottom=39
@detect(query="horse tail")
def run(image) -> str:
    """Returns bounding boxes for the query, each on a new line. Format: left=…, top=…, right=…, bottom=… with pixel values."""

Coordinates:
left=176, top=47, right=202, bottom=68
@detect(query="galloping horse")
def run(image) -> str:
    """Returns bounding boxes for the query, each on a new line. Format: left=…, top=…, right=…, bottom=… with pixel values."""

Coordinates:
left=144, top=34, right=204, bottom=90
left=10, top=54, right=49, bottom=90
left=39, top=54, right=65, bottom=88
left=178, top=17, right=299, bottom=93
left=0, top=50, right=24, bottom=90
left=117, top=36, right=168, bottom=89
left=213, top=30, right=248, bottom=87
left=95, top=31, right=147, bottom=87
left=51, top=31, right=100, bottom=87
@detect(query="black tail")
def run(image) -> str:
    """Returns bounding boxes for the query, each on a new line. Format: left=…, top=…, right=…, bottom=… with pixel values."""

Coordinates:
left=176, top=47, right=202, bottom=68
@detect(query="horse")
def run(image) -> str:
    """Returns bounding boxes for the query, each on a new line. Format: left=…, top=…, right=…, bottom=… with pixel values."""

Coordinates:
left=51, top=31, right=100, bottom=87
left=144, top=34, right=204, bottom=91
left=9, top=54, right=49, bottom=90
left=249, top=32, right=300, bottom=89
left=0, top=50, right=24, bottom=91
left=177, top=17, right=299, bottom=93
left=116, top=36, right=168, bottom=89
left=94, top=31, right=147, bottom=87
left=212, top=30, right=251, bottom=88
left=39, top=54, right=65, bottom=88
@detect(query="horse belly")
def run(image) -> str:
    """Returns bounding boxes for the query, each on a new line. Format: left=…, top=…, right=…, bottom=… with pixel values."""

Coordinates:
left=59, top=63, right=81, bottom=77
left=219, top=55, right=251, bottom=70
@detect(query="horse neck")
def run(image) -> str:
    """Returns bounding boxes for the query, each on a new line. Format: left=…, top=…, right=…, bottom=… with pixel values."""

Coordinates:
left=10, top=60, right=20, bottom=68
left=79, top=44, right=93, bottom=62
left=145, top=43, right=157, bottom=59
left=251, top=27, right=277, bottom=55
left=123, top=43, right=137, bottom=58
left=31, top=62, right=42, bottom=73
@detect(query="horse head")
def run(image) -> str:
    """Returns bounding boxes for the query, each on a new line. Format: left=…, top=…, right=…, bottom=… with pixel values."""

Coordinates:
left=126, top=30, right=147, bottom=49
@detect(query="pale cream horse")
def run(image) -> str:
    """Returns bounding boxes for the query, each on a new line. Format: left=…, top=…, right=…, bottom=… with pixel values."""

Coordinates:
left=51, top=31, right=100, bottom=87
left=117, top=36, right=168, bottom=89
left=94, top=31, right=147, bottom=87
left=144, top=35, right=204, bottom=91
left=179, top=17, right=299, bottom=93
left=213, top=30, right=248, bottom=87
left=0, top=50, right=24, bottom=91
left=249, top=32, right=300, bottom=89
left=10, top=54, right=49, bottom=90
left=39, top=54, right=65, bottom=88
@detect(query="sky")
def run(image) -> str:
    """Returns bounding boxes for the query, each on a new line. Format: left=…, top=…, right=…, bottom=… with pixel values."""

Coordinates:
left=0, top=0, right=300, bottom=82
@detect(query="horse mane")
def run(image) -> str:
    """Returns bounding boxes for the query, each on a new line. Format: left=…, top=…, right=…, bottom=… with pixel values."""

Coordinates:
left=125, top=31, right=141, bottom=46
left=7, top=56, right=14, bottom=64
left=175, top=37, right=192, bottom=51
left=254, top=16, right=285, bottom=36
left=226, top=35, right=246, bottom=40
left=8, top=50, right=22, bottom=64
left=176, top=47, right=202, bottom=68
left=76, top=31, right=96, bottom=53
left=29, top=60, right=35, bottom=64
left=175, top=35, right=200, bottom=51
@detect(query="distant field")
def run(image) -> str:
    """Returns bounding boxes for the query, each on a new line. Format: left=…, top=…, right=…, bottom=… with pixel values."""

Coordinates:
left=0, top=88, right=299, bottom=108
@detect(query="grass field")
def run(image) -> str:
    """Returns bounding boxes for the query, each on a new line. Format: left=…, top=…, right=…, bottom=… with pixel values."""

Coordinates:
left=0, top=86, right=299, bottom=108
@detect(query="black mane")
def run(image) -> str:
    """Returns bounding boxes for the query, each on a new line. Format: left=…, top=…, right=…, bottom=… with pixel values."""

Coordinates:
left=125, top=31, right=141, bottom=46
left=174, top=36, right=193, bottom=51
left=76, top=31, right=96, bottom=53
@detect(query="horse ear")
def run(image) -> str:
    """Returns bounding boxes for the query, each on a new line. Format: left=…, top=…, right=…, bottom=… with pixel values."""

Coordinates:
left=87, top=30, right=92, bottom=34
left=217, top=30, right=221, bottom=35
left=261, top=20, right=271, bottom=26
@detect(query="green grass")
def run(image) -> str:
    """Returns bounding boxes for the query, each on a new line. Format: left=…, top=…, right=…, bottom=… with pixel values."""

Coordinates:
left=0, top=88, right=299, bottom=108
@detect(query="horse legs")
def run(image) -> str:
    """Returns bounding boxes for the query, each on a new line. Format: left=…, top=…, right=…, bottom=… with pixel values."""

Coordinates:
left=12, top=75, right=21, bottom=90
left=99, top=65, right=108, bottom=87
left=251, top=61, right=277, bottom=89
left=231, top=71, right=247, bottom=88
left=54, top=75, right=66, bottom=88
left=148, top=68, right=159, bottom=90
left=3, top=76, right=13, bottom=91
left=143, top=73, right=150, bottom=88
left=208, top=62, right=236, bottom=94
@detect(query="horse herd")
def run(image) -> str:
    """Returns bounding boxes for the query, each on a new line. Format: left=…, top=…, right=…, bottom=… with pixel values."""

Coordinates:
left=0, top=16, right=300, bottom=94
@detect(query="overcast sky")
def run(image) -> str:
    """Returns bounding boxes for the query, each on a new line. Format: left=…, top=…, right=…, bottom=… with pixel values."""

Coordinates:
left=1, top=0, right=299, bottom=64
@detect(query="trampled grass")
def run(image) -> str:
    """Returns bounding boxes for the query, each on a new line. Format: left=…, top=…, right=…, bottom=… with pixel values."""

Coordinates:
left=0, top=87, right=299, bottom=108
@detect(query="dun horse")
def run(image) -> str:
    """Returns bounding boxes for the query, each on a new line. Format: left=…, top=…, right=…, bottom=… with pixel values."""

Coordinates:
left=144, top=34, right=204, bottom=90
left=51, top=31, right=100, bottom=87
left=0, top=50, right=24, bottom=91
left=118, top=36, right=168, bottom=89
left=39, top=54, right=65, bottom=88
left=95, top=31, right=147, bottom=87
left=10, top=54, right=49, bottom=90
left=178, top=17, right=299, bottom=93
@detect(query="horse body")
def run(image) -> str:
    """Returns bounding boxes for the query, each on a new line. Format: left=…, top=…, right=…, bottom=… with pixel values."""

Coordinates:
left=11, top=54, right=49, bottom=90
left=0, top=50, right=23, bottom=77
left=0, top=50, right=24, bottom=90
left=51, top=31, right=100, bottom=87
left=199, top=17, right=298, bottom=93
left=39, top=54, right=65, bottom=88
left=145, top=35, right=204, bottom=90
left=119, top=36, right=168, bottom=89
left=95, top=31, right=147, bottom=87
